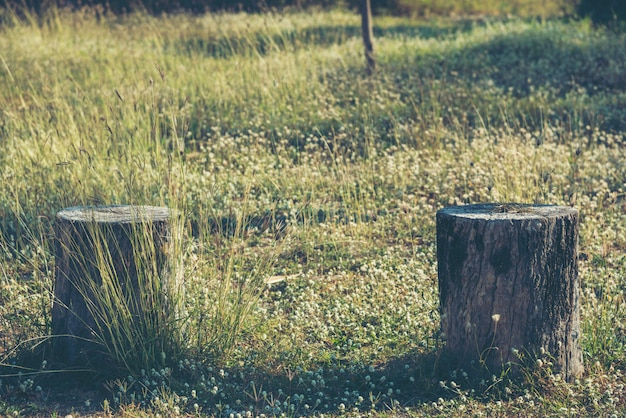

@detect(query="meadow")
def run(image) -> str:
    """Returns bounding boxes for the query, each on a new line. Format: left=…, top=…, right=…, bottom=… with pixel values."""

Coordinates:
left=0, top=5, right=625, bottom=416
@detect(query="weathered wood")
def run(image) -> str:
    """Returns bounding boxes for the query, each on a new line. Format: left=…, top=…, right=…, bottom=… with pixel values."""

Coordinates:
left=52, top=205, right=171, bottom=365
left=437, top=203, right=582, bottom=381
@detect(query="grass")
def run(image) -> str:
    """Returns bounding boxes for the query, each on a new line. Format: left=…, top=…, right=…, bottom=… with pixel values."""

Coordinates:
left=0, top=4, right=625, bottom=416
left=385, top=0, right=577, bottom=18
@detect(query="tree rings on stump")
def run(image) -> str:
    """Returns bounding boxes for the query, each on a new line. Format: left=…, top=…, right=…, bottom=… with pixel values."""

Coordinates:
left=436, top=203, right=582, bottom=381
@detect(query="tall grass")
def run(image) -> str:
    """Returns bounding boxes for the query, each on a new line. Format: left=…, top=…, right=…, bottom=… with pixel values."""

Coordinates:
left=51, top=207, right=185, bottom=376
left=0, top=5, right=285, bottom=380
left=0, top=5, right=625, bottom=416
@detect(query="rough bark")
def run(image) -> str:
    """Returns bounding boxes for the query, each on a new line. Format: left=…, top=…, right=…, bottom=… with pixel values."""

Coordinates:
left=361, top=0, right=375, bottom=75
left=437, top=203, right=583, bottom=381
left=52, top=205, right=171, bottom=365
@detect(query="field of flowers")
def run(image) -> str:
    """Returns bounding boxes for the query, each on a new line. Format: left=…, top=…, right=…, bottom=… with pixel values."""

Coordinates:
left=0, top=7, right=625, bottom=416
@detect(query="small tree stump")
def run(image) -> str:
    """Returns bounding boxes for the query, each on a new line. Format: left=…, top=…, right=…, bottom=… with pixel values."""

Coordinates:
left=437, top=203, right=582, bottom=381
left=52, top=205, right=172, bottom=365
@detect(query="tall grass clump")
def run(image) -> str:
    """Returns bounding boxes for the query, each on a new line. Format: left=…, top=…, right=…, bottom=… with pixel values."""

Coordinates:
left=186, top=190, right=282, bottom=362
left=52, top=207, right=186, bottom=377
left=0, top=6, right=283, bottom=384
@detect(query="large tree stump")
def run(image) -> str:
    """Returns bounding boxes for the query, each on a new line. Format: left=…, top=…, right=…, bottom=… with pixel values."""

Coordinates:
left=52, top=205, right=173, bottom=365
left=437, top=203, right=582, bottom=381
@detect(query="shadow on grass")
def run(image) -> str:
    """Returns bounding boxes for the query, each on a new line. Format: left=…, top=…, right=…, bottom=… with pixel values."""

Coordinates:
left=240, top=349, right=448, bottom=413
left=415, top=26, right=625, bottom=96
left=395, top=23, right=626, bottom=133
left=177, top=344, right=516, bottom=416
left=0, top=337, right=110, bottom=416
left=340, top=20, right=625, bottom=138
left=166, top=20, right=480, bottom=59
left=0, top=333, right=529, bottom=416
left=192, top=205, right=382, bottom=239
left=0, top=348, right=441, bottom=416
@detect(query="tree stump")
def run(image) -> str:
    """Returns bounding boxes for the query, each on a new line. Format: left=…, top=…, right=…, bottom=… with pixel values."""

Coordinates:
left=52, top=205, right=173, bottom=365
left=436, top=203, right=582, bottom=381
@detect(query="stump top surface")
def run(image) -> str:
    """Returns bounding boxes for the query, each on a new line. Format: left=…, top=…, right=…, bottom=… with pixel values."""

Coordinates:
left=57, top=205, right=169, bottom=223
left=438, top=203, right=577, bottom=220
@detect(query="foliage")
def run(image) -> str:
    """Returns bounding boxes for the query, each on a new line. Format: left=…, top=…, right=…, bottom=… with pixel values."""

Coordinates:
left=0, top=6, right=625, bottom=417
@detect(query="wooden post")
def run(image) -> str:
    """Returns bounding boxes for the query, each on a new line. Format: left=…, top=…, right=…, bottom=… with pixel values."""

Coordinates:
left=437, top=203, right=583, bottom=381
left=52, top=205, right=172, bottom=365
left=360, top=0, right=375, bottom=75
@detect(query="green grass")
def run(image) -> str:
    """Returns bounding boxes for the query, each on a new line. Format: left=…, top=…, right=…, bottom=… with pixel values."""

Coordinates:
left=0, top=5, right=625, bottom=417
left=386, top=0, right=577, bottom=18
